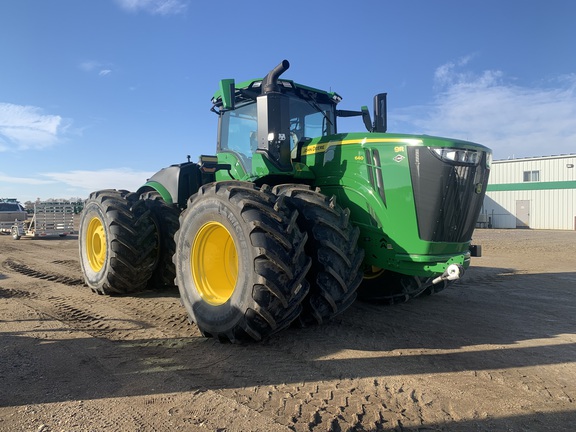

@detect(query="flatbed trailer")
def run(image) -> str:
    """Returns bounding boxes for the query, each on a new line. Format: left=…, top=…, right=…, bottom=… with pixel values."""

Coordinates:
left=11, top=203, right=75, bottom=239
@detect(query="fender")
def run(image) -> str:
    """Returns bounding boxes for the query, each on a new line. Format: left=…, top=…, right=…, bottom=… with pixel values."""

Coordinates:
left=137, top=162, right=214, bottom=208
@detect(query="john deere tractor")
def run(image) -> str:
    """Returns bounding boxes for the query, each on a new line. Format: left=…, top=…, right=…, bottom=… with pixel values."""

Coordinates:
left=79, top=60, right=491, bottom=343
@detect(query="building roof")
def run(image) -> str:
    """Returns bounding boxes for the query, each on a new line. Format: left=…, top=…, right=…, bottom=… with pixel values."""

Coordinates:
left=494, top=153, right=576, bottom=163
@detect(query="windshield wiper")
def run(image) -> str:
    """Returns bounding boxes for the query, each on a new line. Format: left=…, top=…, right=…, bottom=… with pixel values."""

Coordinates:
left=304, top=97, right=333, bottom=126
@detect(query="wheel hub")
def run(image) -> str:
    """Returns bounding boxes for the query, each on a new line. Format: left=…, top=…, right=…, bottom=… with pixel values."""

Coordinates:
left=86, top=217, right=106, bottom=272
left=192, top=221, right=238, bottom=305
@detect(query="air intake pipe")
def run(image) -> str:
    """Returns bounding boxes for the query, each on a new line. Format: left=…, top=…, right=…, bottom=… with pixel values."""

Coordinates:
left=257, top=60, right=292, bottom=171
left=261, top=60, right=290, bottom=94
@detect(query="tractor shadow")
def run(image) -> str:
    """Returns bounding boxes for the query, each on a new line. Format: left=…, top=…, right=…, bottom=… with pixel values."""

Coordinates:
left=205, top=265, right=576, bottom=385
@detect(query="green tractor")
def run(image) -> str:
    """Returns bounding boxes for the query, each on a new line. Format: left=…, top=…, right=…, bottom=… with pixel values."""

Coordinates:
left=79, top=60, right=491, bottom=343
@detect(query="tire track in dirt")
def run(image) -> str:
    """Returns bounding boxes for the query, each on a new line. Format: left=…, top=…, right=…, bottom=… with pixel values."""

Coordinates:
left=217, top=364, right=430, bottom=431
left=115, top=292, right=194, bottom=339
left=1, top=252, right=192, bottom=340
left=1, top=255, right=156, bottom=340
left=51, top=259, right=82, bottom=271
left=50, top=299, right=121, bottom=338
left=207, top=318, right=438, bottom=432
left=0, top=286, right=38, bottom=299
left=3, top=258, right=84, bottom=286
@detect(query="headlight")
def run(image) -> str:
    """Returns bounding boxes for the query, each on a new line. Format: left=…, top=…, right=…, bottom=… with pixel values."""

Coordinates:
left=430, top=147, right=481, bottom=166
left=485, top=151, right=492, bottom=169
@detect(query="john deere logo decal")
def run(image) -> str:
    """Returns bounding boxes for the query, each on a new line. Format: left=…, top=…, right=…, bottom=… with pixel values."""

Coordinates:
left=393, top=155, right=405, bottom=163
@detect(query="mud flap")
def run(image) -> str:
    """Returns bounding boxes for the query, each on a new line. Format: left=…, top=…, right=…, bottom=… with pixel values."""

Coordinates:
left=469, top=244, right=482, bottom=257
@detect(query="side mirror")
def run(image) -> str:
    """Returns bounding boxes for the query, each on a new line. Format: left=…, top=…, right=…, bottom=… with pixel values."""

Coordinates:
left=361, top=106, right=372, bottom=132
left=219, top=79, right=235, bottom=110
left=373, top=93, right=387, bottom=133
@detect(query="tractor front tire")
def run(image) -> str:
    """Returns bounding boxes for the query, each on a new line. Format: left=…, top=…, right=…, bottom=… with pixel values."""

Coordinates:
left=79, top=189, right=157, bottom=295
left=273, top=185, right=364, bottom=326
left=174, top=181, right=311, bottom=343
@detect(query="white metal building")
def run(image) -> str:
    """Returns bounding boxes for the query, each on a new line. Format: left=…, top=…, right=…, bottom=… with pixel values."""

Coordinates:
left=481, top=154, right=576, bottom=230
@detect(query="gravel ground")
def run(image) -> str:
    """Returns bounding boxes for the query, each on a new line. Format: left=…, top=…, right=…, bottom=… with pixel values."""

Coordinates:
left=0, top=228, right=575, bottom=431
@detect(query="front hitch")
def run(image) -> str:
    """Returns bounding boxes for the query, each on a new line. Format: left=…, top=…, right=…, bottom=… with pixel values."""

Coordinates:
left=432, top=263, right=465, bottom=285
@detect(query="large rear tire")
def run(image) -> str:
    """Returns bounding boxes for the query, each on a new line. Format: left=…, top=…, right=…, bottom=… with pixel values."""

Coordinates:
left=174, top=181, right=311, bottom=343
left=140, top=191, right=180, bottom=289
left=79, top=189, right=158, bottom=295
left=272, top=184, right=364, bottom=326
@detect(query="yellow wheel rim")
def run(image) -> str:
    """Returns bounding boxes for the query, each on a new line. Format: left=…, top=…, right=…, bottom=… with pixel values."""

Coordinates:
left=364, top=266, right=386, bottom=280
left=192, top=221, right=238, bottom=306
left=86, top=216, right=106, bottom=272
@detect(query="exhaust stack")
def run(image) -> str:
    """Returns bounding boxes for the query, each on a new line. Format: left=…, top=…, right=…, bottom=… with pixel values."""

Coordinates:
left=257, top=60, right=292, bottom=171
left=261, top=60, right=290, bottom=94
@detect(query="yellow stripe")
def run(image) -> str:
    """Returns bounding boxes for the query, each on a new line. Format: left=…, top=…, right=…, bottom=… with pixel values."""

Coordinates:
left=301, top=137, right=423, bottom=156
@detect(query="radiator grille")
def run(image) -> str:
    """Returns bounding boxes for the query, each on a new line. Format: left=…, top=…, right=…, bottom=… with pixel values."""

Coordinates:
left=408, top=146, right=490, bottom=243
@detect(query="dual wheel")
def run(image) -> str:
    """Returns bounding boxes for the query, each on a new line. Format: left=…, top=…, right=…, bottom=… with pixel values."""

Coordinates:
left=79, top=182, right=363, bottom=343
left=79, top=190, right=158, bottom=294
left=174, top=182, right=364, bottom=342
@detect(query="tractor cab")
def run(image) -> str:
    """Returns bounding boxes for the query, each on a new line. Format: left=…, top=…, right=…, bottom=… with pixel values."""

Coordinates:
left=214, top=83, right=337, bottom=172
left=212, top=61, right=346, bottom=181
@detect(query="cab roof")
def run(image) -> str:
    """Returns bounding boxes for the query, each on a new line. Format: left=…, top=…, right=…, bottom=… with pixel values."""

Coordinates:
left=212, top=78, right=342, bottom=108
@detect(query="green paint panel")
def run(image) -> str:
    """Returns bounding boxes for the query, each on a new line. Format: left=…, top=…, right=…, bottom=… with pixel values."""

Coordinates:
left=215, top=131, right=491, bottom=277
left=140, top=181, right=173, bottom=204
left=298, top=132, right=490, bottom=277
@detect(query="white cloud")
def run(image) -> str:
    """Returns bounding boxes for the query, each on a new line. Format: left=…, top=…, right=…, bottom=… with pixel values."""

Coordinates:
left=2, top=168, right=152, bottom=200
left=0, top=169, right=153, bottom=203
left=393, top=59, right=576, bottom=159
left=433, top=54, right=478, bottom=89
left=0, top=103, right=67, bottom=151
left=115, top=0, right=187, bottom=15
left=41, top=168, right=155, bottom=194
left=0, top=172, right=55, bottom=185
left=79, top=61, right=113, bottom=77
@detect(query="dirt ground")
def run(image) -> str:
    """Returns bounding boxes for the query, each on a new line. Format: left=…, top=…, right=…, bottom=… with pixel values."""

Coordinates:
left=0, top=228, right=575, bottom=432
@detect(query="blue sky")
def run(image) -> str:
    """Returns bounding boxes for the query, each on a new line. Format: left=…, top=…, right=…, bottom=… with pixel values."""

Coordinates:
left=1, top=0, right=575, bottom=203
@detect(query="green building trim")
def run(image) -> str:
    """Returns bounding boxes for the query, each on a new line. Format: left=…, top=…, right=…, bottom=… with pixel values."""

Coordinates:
left=487, top=181, right=576, bottom=192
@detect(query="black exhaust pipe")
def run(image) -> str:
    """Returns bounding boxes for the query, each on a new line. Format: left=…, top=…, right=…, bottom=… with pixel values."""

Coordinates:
left=257, top=60, right=292, bottom=171
left=261, top=59, right=290, bottom=94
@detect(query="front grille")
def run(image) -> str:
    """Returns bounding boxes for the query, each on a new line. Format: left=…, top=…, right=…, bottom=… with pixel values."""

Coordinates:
left=408, top=146, right=490, bottom=243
